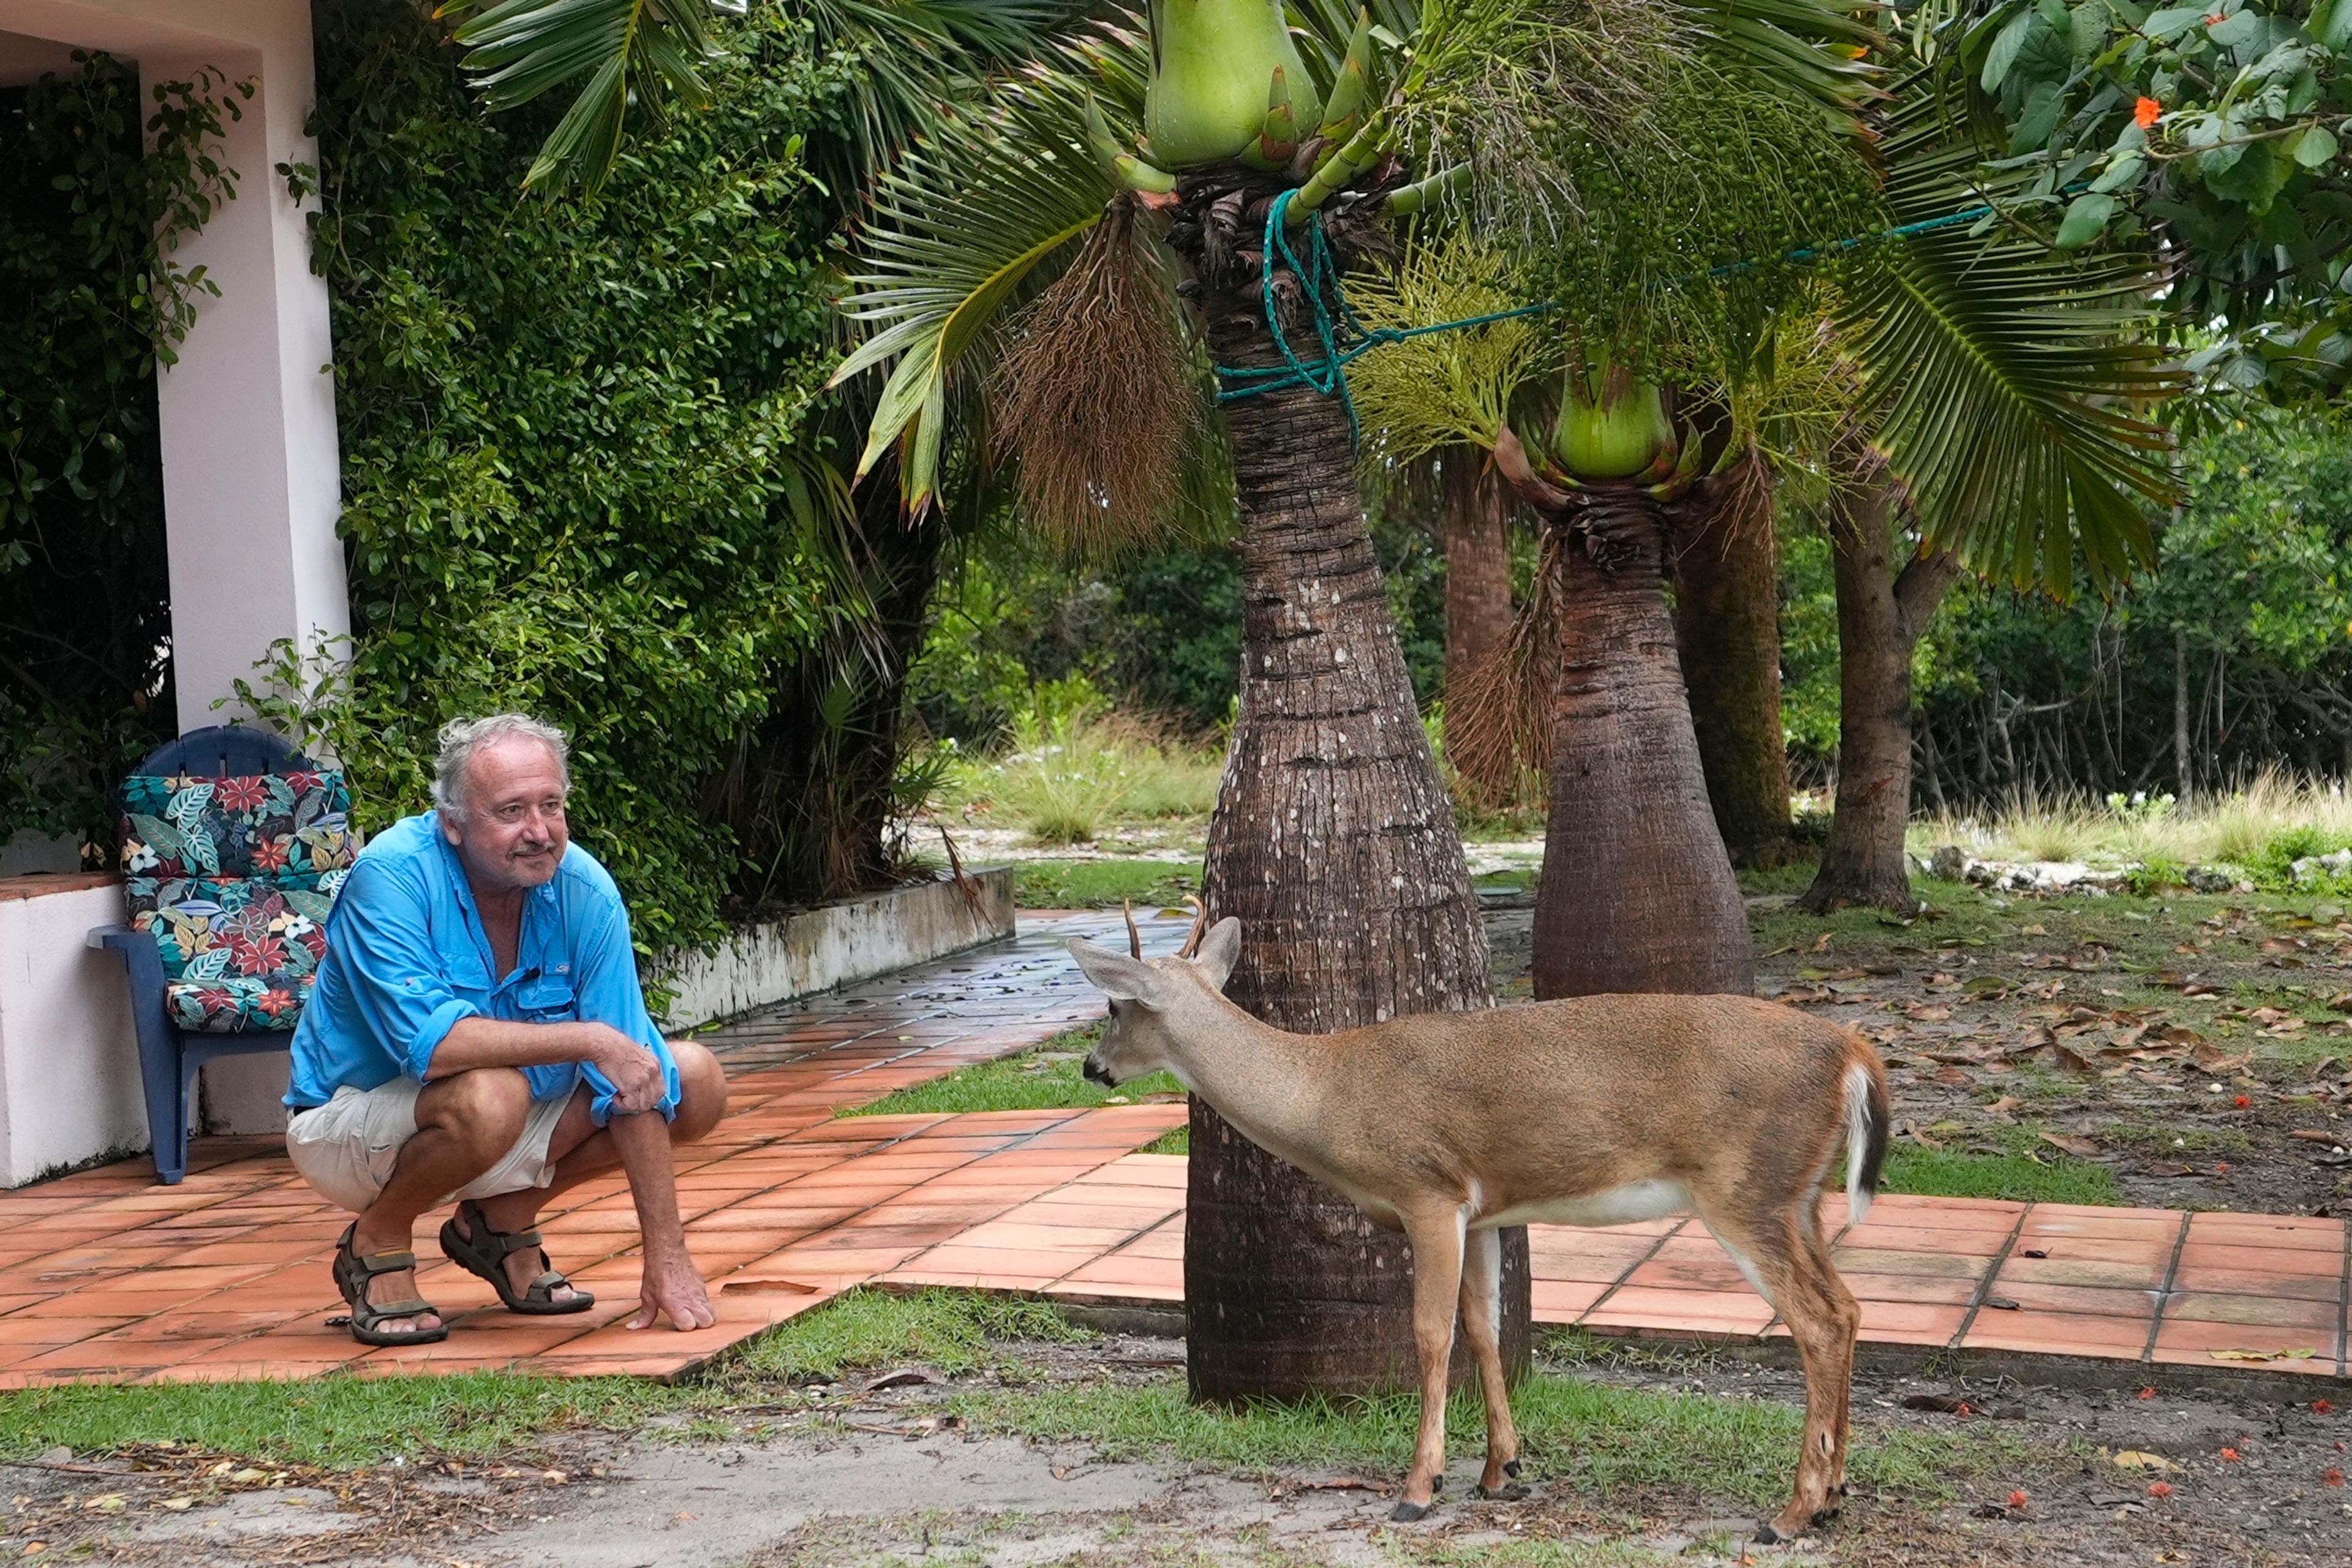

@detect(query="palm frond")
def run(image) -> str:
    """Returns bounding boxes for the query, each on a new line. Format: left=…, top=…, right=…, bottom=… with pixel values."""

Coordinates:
left=800, top=1, right=1091, bottom=186
left=829, top=66, right=1125, bottom=511
left=1678, top=0, right=1879, bottom=115
left=1346, top=229, right=1567, bottom=465
left=438, top=0, right=723, bottom=194
left=1844, top=78, right=2181, bottom=594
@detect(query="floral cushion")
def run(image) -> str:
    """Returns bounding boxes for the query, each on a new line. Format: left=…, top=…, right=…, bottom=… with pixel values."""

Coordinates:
left=124, top=870, right=345, bottom=1033
left=163, top=972, right=316, bottom=1033
left=121, top=771, right=354, bottom=880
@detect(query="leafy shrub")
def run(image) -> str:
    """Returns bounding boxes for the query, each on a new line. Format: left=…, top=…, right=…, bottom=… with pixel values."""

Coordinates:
left=942, top=708, right=1219, bottom=845
left=304, top=1, right=851, bottom=954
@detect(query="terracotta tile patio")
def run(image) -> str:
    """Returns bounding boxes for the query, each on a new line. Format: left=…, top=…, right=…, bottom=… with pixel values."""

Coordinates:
left=0, top=909, right=2343, bottom=1387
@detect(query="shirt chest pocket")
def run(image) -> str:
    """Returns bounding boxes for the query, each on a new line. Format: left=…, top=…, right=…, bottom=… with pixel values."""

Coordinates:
left=516, top=974, right=579, bottom=1023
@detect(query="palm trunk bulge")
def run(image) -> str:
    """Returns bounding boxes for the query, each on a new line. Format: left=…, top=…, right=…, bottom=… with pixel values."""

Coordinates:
left=1533, top=491, right=1754, bottom=998
left=1179, top=176, right=1528, bottom=1400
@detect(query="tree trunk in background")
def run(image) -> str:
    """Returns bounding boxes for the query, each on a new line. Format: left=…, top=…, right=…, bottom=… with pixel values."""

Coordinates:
left=2174, top=624, right=2193, bottom=802
left=1672, top=450, right=1794, bottom=868
left=1186, top=269, right=1529, bottom=1403
left=714, top=483, right=943, bottom=909
left=1798, top=447, right=1960, bottom=914
left=1532, top=494, right=1754, bottom=999
left=1441, top=447, right=1515, bottom=800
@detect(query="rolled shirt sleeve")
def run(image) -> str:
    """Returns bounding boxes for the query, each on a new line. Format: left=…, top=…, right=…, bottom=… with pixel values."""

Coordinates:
left=565, top=889, right=679, bottom=1126
left=326, top=858, right=483, bottom=1080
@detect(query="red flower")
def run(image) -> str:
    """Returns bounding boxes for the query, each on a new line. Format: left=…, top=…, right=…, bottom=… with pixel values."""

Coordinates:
left=298, top=927, right=327, bottom=960
left=229, top=935, right=288, bottom=976
left=194, top=988, right=235, bottom=1015
left=251, top=839, right=290, bottom=873
left=2221, top=1446, right=2241, bottom=1461
left=214, top=776, right=270, bottom=812
left=2326, top=1468, right=2345, bottom=1487
left=2138, top=1387, right=2158, bottom=1400
left=2233, top=1094, right=2250, bottom=1108
left=2316, top=1398, right=2334, bottom=1415
left=2148, top=1480, right=2173, bottom=1498
left=2135, top=96, right=2162, bottom=130
left=2007, top=1490, right=2029, bottom=1510
left=254, top=987, right=298, bottom=1019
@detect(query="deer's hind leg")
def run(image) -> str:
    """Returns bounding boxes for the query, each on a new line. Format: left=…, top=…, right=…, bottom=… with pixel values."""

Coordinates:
left=1700, top=1204, right=1859, bottom=1545
left=1458, top=1225, right=1525, bottom=1500
left=1393, top=1204, right=1468, bottom=1523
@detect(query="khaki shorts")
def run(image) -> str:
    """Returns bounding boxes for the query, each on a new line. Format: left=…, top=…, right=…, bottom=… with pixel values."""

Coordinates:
left=285, top=1077, right=572, bottom=1214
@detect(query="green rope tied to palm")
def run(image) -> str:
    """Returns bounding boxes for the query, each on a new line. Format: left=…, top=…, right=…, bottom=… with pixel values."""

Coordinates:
left=1213, top=192, right=2006, bottom=434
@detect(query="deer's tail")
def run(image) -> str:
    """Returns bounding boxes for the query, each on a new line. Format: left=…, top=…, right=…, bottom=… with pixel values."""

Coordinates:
left=1843, top=1049, right=1890, bottom=1229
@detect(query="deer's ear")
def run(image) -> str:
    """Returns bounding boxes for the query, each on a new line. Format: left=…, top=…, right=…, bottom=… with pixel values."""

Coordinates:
left=1068, top=938, right=1164, bottom=1006
left=1192, top=917, right=1242, bottom=992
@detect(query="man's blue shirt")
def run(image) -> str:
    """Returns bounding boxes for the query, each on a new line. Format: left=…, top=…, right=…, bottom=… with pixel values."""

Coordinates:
left=286, top=812, right=679, bottom=1124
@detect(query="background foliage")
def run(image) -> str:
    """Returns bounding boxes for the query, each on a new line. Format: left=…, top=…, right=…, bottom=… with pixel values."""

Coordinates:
left=303, top=0, right=853, bottom=953
left=0, top=57, right=246, bottom=856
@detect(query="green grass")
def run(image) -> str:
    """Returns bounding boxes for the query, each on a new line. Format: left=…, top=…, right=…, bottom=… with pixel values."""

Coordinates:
left=839, top=1027, right=1184, bottom=1118
left=729, top=1286, right=1088, bottom=1382
left=1879, top=1145, right=2119, bottom=1205
left=1012, top=858, right=1200, bottom=910
left=940, top=713, right=1220, bottom=846
left=0, top=1288, right=1084, bottom=1467
left=962, top=1366, right=2039, bottom=1510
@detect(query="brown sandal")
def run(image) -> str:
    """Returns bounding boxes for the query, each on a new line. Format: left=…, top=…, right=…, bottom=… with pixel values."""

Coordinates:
left=331, top=1223, right=448, bottom=1346
left=438, top=1199, right=594, bottom=1315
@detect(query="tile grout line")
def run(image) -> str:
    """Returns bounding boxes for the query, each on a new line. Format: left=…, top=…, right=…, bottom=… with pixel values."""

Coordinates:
left=1570, top=1218, right=1687, bottom=1328
left=2139, top=1208, right=2195, bottom=1365
left=1946, top=1203, right=2032, bottom=1353
left=2337, top=1216, right=2351, bottom=1380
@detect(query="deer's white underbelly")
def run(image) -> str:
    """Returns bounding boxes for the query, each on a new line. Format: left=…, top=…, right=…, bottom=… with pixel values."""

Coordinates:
left=1479, top=1179, right=1694, bottom=1231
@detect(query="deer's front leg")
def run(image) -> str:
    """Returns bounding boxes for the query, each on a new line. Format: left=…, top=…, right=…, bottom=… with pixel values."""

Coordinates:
left=1392, top=1205, right=1467, bottom=1523
left=1458, top=1226, right=1525, bottom=1500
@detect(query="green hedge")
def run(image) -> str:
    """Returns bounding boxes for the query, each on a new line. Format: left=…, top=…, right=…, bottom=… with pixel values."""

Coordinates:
left=304, top=1, right=856, bottom=954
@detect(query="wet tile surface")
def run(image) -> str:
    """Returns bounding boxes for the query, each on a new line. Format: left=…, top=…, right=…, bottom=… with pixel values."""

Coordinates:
left=0, top=910, right=2345, bottom=1385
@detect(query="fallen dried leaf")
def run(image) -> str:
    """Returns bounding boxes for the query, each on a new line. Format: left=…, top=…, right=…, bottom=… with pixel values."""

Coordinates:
left=2290, top=1129, right=2340, bottom=1144
left=2040, top=1131, right=2101, bottom=1159
left=2112, top=1450, right=2180, bottom=1472
left=1985, top=1096, right=2022, bottom=1120
left=2210, top=1348, right=2318, bottom=1363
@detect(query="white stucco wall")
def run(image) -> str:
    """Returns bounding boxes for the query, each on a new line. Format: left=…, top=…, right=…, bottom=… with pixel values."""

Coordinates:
left=2, top=0, right=344, bottom=1133
left=0, top=878, right=149, bottom=1186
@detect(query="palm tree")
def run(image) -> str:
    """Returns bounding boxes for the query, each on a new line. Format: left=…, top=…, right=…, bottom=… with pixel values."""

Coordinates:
left=832, top=2, right=1520, bottom=1400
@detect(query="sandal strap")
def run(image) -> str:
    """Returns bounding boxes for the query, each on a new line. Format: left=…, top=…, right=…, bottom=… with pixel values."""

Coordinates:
left=458, top=1201, right=543, bottom=1259
left=355, top=1297, right=436, bottom=1321
left=349, top=1248, right=418, bottom=1277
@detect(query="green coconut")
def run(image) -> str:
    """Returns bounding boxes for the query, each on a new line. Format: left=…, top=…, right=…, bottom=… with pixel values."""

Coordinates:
left=1553, top=372, right=1676, bottom=481
left=1144, top=0, right=1323, bottom=169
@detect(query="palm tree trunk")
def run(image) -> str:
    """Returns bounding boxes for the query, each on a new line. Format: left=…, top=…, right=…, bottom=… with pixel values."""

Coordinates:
left=1189, top=280, right=1529, bottom=1402
left=1798, top=449, right=1960, bottom=914
left=1533, top=494, right=1754, bottom=999
left=1672, top=451, right=1794, bottom=868
left=1441, top=449, right=1515, bottom=802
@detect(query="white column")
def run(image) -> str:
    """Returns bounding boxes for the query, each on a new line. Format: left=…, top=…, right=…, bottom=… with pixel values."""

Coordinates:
left=140, top=14, right=345, bottom=1135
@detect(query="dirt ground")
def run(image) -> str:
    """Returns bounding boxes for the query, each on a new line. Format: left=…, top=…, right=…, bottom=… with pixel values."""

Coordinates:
left=4, top=1332, right=2346, bottom=1567
left=1489, top=880, right=2352, bottom=1215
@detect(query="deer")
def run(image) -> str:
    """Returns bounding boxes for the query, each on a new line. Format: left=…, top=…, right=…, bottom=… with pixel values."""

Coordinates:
left=1070, top=907, right=1890, bottom=1545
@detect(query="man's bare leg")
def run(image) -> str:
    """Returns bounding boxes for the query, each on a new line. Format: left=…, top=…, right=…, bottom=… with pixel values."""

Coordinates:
left=454, top=1042, right=727, bottom=1314
left=349, top=1068, right=533, bottom=1336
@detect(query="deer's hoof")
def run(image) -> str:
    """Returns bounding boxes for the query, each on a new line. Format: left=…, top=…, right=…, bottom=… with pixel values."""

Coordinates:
left=1811, top=1504, right=1842, bottom=1526
left=1503, top=1460, right=1522, bottom=1479
left=1474, top=1481, right=1530, bottom=1502
left=1752, top=1522, right=1784, bottom=1546
left=1389, top=1500, right=1432, bottom=1523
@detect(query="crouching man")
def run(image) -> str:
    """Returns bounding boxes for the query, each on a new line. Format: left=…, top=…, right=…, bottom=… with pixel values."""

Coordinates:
left=285, top=714, right=726, bottom=1346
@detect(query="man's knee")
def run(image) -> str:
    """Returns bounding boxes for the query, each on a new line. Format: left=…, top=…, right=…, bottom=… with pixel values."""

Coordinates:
left=421, top=1067, right=532, bottom=1155
left=669, top=1041, right=726, bottom=1142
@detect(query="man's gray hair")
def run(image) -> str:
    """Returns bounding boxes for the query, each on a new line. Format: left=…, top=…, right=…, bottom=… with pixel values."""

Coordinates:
left=433, top=714, right=571, bottom=820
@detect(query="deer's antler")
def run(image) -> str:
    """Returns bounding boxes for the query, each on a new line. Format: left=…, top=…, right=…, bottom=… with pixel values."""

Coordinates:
left=1122, top=900, right=1144, bottom=960
left=1177, top=895, right=1208, bottom=959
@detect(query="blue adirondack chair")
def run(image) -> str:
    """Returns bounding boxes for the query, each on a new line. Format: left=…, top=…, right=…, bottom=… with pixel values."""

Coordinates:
left=87, top=726, right=355, bottom=1183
